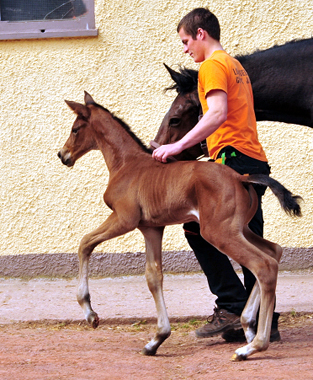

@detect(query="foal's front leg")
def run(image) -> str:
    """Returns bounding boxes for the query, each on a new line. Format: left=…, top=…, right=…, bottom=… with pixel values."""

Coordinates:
left=139, top=226, right=171, bottom=356
left=77, top=212, right=136, bottom=328
left=77, top=233, right=99, bottom=328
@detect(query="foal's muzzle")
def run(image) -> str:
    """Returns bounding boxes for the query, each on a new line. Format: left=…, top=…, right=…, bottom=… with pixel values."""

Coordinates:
left=57, top=148, right=74, bottom=167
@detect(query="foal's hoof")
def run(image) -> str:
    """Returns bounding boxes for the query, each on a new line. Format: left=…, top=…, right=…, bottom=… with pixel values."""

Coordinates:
left=231, top=353, right=247, bottom=362
left=87, top=312, right=99, bottom=329
left=141, top=347, right=157, bottom=356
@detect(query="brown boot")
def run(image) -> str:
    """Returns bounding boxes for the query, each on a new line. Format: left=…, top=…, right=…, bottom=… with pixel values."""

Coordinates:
left=195, top=308, right=241, bottom=338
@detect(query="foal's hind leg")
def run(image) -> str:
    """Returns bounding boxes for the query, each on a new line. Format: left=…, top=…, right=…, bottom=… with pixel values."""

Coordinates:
left=229, top=231, right=281, bottom=360
left=233, top=265, right=277, bottom=361
left=240, top=281, right=260, bottom=343
left=243, top=226, right=283, bottom=263
left=77, top=212, right=137, bottom=328
left=201, top=226, right=278, bottom=360
left=240, top=227, right=283, bottom=344
left=139, top=226, right=171, bottom=356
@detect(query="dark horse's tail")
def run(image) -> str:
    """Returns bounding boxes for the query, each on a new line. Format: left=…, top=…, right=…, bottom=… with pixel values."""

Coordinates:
left=243, top=174, right=302, bottom=217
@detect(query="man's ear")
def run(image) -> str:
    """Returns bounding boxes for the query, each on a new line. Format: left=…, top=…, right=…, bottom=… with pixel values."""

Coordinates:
left=65, top=100, right=90, bottom=119
left=197, top=28, right=205, bottom=39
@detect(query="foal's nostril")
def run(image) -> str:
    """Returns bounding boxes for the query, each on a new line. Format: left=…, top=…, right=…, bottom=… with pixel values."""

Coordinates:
left=57, top=151, right=61, bottom=159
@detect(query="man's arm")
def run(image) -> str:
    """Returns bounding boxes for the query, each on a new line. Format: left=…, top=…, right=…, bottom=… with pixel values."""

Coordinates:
left=152, top=90, right=227, bottom=163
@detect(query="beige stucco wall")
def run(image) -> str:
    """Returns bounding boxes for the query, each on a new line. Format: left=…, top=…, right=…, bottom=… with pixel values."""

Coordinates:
left=1, top=0, right=313, bottom=260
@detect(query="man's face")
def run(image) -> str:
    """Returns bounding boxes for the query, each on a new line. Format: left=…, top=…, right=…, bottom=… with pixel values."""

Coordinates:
left=178, top=27, right=205, bottom=63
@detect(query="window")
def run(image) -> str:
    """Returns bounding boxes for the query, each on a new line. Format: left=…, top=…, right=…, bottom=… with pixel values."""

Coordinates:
left=0, top=0, right=98, bottom=40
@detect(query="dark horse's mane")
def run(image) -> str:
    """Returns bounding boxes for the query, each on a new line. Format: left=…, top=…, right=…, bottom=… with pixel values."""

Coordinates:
left=166, top=37, right=313, bottom=95
left=236, top=37, right=313, bottom=67
left=90, top=102, right=152, bottom=154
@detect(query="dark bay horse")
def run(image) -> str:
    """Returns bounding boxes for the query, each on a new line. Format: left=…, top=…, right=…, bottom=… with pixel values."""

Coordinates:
left=58, top=92, right=301, bottom=360
left=155, top=38, right=313, bottom=160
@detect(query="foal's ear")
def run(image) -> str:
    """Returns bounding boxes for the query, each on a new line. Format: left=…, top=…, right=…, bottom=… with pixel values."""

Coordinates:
left=84, top=91, right=96, bottom=105
left=65, top=100, right=90, bottom=119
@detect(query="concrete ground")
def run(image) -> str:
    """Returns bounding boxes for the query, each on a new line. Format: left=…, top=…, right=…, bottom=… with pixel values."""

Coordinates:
left=1, top=269, right=313, bottom=324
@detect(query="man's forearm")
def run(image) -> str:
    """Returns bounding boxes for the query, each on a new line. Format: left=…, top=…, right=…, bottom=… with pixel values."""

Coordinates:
left=179, top=110, right=224, bottom=150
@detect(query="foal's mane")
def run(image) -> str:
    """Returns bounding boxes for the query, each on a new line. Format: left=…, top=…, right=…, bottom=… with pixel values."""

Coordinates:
left=90, top=102, right=152, bottom=154
left=165, top=66, right=198, bottom=95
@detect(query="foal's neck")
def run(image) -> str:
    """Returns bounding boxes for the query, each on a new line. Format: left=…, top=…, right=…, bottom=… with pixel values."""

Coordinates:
left=93, top=109, right=149, bottom=172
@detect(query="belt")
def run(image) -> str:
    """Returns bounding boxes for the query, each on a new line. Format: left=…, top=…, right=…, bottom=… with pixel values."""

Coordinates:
left=216, top=146, right=239, bottom=165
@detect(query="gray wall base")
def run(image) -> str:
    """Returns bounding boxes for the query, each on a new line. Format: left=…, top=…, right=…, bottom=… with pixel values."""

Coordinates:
left=0, top=248, right=312, bottom=279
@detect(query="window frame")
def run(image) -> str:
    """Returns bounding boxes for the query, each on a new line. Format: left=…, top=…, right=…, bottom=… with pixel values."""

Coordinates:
left=0, top=0, right=98, bottom=40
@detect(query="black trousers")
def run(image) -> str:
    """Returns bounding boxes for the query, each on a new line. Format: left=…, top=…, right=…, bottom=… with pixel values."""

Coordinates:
left=184, top=147, right=279, bottom=326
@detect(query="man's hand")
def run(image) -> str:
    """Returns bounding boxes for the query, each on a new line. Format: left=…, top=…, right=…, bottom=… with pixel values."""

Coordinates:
left=152, top=90, right=227, bottom=163
left=152, top=142, right=183, bottom=163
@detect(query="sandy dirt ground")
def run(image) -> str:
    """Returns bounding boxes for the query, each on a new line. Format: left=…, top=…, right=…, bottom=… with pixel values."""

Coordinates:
left=1, top=271, right=313, bottom=379
left=0, top=313, right=312, bottom=380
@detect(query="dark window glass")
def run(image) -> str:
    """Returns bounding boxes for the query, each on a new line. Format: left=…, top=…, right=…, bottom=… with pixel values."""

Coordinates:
left=0, top=0, right=86, bottom=21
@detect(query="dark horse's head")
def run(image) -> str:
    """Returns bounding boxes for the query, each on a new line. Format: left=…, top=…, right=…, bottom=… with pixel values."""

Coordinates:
left=153, top=64, right=203, bottom=161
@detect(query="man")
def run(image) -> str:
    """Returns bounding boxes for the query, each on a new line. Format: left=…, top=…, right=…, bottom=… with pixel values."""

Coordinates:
left=153, top=8, right=280, bottom=342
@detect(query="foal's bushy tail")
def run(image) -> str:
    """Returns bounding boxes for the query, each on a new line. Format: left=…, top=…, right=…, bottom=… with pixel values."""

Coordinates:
left=243, top=174, right=302, bottom=217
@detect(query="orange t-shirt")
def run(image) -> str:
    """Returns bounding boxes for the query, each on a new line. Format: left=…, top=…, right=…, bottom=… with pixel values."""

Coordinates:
left=198, top=50, right=267, bottom=162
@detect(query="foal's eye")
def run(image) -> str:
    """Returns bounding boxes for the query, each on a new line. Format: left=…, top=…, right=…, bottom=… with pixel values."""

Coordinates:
left=72, top=128, right=79, bottom=135
left=169, top=118, right=180, bottom=127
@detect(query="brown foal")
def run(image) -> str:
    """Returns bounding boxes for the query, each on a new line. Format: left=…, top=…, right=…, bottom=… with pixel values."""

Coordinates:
left=58, top=92, right=301, bottom=361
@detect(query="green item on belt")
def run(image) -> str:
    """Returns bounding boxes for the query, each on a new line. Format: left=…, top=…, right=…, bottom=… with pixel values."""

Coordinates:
left=221, top=151, right=236, bottom=165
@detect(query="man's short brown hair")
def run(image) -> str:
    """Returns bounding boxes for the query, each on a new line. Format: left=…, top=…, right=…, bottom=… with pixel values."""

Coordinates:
left=177, top=8, right=220, bottom=41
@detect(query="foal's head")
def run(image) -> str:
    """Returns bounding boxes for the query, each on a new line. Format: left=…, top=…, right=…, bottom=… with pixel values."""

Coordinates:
left=58, top=92, right=98, bottom=167
left=58, top=92, right=152, bottom=167
left=153, top=64, right=202, bottom=161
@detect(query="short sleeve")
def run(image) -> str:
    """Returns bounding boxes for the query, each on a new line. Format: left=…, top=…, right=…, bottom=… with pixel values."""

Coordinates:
left=198, top=59, right=228, bottom=98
